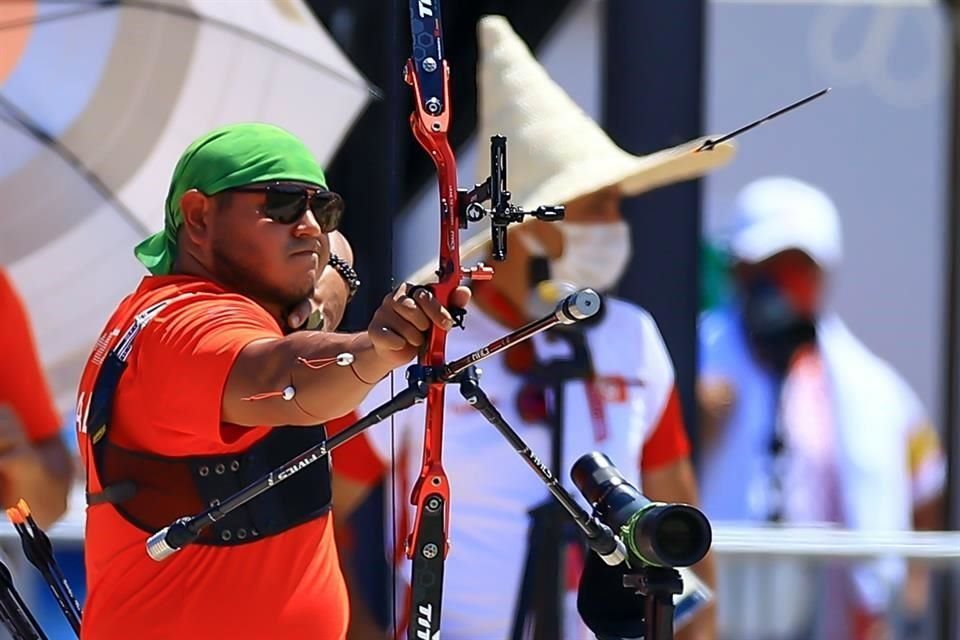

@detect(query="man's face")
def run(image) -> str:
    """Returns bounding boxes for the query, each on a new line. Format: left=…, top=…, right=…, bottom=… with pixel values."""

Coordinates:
left=734, top=249, right=825, bottom=317
left=519, top=185, right=623, bottom=259
left=206, top=181, right=338, bottom=309
left=732, top=250, right=825, bottom=372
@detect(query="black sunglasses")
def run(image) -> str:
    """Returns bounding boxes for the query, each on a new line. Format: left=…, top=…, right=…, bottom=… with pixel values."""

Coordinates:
left=230, top=183, right=344, bottom=231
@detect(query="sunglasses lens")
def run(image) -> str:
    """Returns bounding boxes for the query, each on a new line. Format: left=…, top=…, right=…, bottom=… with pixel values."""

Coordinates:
left=263, top=187, right=306, bottom=224
left=310, top=192, right=344, bottom=232
left=255, top=185, right=343, bottom=229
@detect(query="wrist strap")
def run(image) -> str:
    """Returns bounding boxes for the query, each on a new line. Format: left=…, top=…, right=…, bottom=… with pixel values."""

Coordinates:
left=345, top=334, right=385, bottom=385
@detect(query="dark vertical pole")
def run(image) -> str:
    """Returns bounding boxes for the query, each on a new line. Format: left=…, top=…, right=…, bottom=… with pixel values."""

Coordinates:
left=322, top=2, right=406, bottom=332
left=941, top=3, right=959, bottom=638
left=603, top=0, right=706, bottom=457
left=311, top=0, right=408, bottom=628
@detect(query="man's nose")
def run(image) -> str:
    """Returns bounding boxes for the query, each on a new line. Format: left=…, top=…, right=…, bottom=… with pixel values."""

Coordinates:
left=293, top=207, right=323, bottom=237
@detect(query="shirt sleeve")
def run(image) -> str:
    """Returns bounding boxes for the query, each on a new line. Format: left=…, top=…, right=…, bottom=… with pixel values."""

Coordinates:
left=890, top=372, right=947, bottom=506
left=129, top=295, right=281, bottom=447
left=634, top=310, right=691, bottom=472
left=640, top=386, right=691, bottom=471
left=907, top=418, right=946, bottom=505
left=0, top=270, right=62, bottom=442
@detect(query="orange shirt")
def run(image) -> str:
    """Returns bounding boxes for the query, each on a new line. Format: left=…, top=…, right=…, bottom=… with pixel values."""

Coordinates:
left=75, top=275, right=347, bottom=640
left=0, top=270, right=61, bottom=442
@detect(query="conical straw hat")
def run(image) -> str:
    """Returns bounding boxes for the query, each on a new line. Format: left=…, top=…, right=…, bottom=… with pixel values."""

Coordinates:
left=407, top=15, right=735, bottom=285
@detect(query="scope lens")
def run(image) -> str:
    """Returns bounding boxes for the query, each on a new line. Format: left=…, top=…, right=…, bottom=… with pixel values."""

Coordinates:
left=658, top=512, right=699, bottom=557
left=644, top=506, right=712, bottom=567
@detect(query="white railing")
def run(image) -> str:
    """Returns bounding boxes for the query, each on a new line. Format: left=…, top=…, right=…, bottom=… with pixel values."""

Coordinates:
left=15, top=514, right=960, bottom=564
left=711, top=523, right=960, bottom=563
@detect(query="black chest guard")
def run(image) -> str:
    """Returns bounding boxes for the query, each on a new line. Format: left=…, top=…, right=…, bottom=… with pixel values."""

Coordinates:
left=83, top=298, right=332, bottom=546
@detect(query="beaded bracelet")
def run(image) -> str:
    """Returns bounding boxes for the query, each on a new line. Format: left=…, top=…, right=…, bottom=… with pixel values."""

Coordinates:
left=328, top=253, right=360, bottom=301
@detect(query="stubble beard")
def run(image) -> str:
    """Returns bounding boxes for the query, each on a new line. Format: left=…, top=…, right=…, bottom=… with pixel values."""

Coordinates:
left=211, top=241, right=313, bottom=310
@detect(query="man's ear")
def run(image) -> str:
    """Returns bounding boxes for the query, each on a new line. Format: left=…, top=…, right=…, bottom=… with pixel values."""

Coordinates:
left=179, top=189, right=212, bottom=243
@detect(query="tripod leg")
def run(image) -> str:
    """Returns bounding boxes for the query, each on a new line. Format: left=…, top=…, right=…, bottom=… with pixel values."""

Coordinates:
left=457, top=368, right=588, bottom=530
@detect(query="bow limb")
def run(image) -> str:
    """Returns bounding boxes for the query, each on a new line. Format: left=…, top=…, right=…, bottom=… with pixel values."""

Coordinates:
left=401, top=8, right=459, bottom=636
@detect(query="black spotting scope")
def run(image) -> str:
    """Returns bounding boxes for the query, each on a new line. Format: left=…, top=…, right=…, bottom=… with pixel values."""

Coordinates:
left=570, top=452, right=712, bottom=568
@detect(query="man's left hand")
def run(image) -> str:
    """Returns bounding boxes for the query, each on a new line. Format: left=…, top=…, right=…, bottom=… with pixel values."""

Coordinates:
left=0, top=405, right=47, bottom=506
left=286, top=231, right=354, bottom=332
left=0, top=404, right=29, bottom=455
left=286, top=291, right=336, bottom=334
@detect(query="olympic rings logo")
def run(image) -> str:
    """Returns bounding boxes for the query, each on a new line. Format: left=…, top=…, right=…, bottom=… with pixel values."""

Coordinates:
left=807, top=5, right=948, bottom=108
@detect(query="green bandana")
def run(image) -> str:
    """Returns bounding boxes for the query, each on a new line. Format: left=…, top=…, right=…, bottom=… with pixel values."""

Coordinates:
left=134, top=122, right=329, bottom=275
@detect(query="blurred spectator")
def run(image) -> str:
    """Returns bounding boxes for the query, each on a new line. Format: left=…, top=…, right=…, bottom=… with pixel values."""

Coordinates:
left=330, top=15, right=734, bottom=640
left=700, top=240, right=734, bottom=313
left=0, top=269, right=72, bottom=527
left=697, top=176, right=945, bottom=640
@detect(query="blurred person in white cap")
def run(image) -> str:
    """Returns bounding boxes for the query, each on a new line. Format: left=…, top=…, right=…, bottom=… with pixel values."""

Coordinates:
left=697, top=176, right=945, bottom=640
left=329, top=14, right=735, bottom=640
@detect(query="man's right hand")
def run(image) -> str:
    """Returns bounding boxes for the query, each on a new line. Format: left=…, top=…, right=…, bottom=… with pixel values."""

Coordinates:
left=367, top=283, right=472, bottom=367
left=696, top=377, right=735, bottom=451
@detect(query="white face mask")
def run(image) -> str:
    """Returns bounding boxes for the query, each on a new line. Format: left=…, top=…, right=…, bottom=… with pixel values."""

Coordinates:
left=542, top=221, right=632, bottom=292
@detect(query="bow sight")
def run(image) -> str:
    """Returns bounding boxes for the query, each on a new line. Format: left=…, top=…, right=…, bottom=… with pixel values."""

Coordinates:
left=461, top=135, right=565, bottom=260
